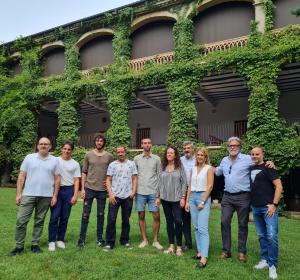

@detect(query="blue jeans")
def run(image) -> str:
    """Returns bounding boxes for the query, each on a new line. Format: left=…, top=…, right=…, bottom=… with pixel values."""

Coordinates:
left=190, top=192, right=211, bottom=257
left=78, top=188, right=107, bottom=243
left=252, top=206, right=279, bottom=267
left=48, top=186, right=74, bottom=242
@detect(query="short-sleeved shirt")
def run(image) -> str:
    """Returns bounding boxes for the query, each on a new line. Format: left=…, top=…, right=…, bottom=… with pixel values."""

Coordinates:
left=58, top=157, right=81, bottom=186
left=180, top=155, right=195, bottom=184
left=250, top=163, right=279, bottom=207
left=216, top=153, right=253, bottom=193
left=157, top=168, right=187, bottom=202
left=20, top=153, right=59, bottom=197
left=82, top=151, right=113, bottom=191
left=134, top=153, right=161, bottom=195
left=106, top=160, right=138, bottom=199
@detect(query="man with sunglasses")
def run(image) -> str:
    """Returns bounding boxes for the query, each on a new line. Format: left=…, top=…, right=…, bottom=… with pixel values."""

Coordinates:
left=215, top=137, right=273, bottom=263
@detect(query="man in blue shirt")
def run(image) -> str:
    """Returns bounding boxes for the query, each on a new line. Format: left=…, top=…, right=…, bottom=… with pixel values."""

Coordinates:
left=215, top=136, right=273, bottom=263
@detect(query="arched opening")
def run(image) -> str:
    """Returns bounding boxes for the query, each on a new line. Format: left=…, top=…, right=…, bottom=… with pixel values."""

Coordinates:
left=42, top=48, right=66, bottom=77
left=273, top=0, right=300, bottom=29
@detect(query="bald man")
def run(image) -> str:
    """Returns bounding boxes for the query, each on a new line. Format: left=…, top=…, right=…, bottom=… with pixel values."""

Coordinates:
left=8, top=137, right=60, bottom=256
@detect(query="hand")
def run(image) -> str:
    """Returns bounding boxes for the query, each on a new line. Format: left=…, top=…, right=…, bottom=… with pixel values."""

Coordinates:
left=102, top=180, right=107, bottom=190
left=266, top=204, right=276, bottom=217
left=51, top=196, right=57, bottom=207
left=16, top=195, right=22, bottom=206
left=197, top=203, right=204, bottom=211
left=80, top=189, right=85, bottom=199
left=185, top=203, right=190, bottom=212
left=129, top=192, right=136, bottom=199
left=265, top=161, right=275, bottom=169
left=109, top=193, right=117, bottom=205
left=71, top=194, right=78, bottom=206
left=180, top=198, right=185, bottom=208
left=155, top=198, right=160, bottom=208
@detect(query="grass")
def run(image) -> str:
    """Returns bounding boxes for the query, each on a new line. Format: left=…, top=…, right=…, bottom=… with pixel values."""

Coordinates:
left=0, top=187, right=299, bottom=280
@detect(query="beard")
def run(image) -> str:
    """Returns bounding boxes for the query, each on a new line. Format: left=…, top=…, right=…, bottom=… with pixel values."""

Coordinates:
left=228, top=150, right=239, bottom=157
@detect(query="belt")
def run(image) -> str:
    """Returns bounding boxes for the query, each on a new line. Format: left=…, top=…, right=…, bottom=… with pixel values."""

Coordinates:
left=224, top=191, right=249, bottom=195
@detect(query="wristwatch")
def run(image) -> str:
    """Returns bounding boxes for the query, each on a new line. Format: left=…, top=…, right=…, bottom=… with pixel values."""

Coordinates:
left=200, top=200, right=205, bottom=205
left=273, top=203, right=278, bottom=207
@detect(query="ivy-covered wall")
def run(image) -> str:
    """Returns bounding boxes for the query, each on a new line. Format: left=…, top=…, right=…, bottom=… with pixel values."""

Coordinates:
left=0, top=0, right=300, bottom=181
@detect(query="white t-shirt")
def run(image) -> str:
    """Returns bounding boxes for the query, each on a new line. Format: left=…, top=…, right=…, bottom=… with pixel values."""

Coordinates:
left=190, top=164, right=211, bottom=192
left=106, top=160, right=137, bottom=199
left=58, top=157, right=81, bottom=186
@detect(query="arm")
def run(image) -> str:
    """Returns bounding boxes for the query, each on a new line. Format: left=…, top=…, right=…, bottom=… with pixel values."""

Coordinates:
left=185, top=171, right=192, bottom=212
left=51, top=175, right=61, bottom=207
left=81, top=173, right=87, bottom=199
left=71, top=177, right=80, bottom=205
left=155, top=173, right=161, bottom=208
left=106, top=175, right=116, bottom=205
left=130, top=175, right=137, bottom=199
left=16, top=171, right=26, bottom=206
left=266, top=178, right=283, bottom=217
left=215, top=158, right=225, bottom=176
left=198, top=167, right=214, bottom=210
left=180, top=169, right=187, bottom=208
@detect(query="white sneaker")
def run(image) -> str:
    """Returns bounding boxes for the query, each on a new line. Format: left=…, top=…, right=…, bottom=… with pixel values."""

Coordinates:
left=48, top=242, right=56, bottom=252
left=254, top=259, right=268, bottom=269
left=152, top=241, right=163, bottom=250
left=269, top=265, right=278, bottom=279
left=138, top=241, right=148, bottom=248
left=56, top=241, right=65, bottom=249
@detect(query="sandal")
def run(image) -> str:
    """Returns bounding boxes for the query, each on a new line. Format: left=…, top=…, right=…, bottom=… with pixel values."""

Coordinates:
left=163, top=246, right=175, bottom=255
left=176, top=247, right=184, bottom=257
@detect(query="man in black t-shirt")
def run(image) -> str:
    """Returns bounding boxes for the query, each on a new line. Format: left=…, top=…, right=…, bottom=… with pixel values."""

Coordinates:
left=250, top=147, right=283, bottom=280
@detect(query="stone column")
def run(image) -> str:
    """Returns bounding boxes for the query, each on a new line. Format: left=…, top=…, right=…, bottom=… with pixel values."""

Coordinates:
left=254, top=0, right=266, bottom=32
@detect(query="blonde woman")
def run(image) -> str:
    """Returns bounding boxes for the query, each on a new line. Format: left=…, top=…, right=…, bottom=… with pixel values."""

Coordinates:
left=185, top=147, right=214, bottom=268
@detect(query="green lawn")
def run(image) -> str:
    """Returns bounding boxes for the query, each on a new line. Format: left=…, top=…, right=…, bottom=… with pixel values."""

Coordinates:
left=0, top=188, right=299, bottom=280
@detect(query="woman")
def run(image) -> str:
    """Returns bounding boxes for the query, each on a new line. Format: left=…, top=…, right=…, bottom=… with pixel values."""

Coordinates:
left=185, top=147, right=214, bottom=269
left=156, top=145, right=186, bottom=256
left=48, top=141, right=81, bottom=251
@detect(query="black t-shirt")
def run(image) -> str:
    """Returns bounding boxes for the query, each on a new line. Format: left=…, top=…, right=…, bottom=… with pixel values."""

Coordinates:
left=249, top=163, right=279, bottom=207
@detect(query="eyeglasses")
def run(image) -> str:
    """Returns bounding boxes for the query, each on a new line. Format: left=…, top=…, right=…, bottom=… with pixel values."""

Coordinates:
left=228, top=145, right=240, bottom=148
left=229, top=165, right=233, bottom=174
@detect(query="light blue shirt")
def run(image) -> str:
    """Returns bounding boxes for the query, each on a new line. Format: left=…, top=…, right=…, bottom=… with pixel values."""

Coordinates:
left=20, top=153, right=59, bottom=197
left=215, top=153, right=253, bottom=193
left=180, top=155, right=196, bottom=185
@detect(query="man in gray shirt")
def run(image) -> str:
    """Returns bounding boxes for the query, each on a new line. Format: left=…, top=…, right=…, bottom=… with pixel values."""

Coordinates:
left=9, top=137, right=60, bottom=256
left=134, top=138, right=163, bottom=249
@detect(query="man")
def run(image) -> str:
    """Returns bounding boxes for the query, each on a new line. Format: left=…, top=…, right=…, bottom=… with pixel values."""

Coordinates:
left=8, top=137, right=60, bottom=256
left=180, top=141, right=194, bottom=250
left=134, top=138, right=163, bottom=249
left=215, top=137, right=273, bottom=263
left=250, top=147, right=282, bottom=280
left=77, top=133, right=113, bottom=248
left=104, top=146, right=137, bottom=250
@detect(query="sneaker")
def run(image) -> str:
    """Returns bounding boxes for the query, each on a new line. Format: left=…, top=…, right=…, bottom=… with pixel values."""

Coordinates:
left=123, top=243, right=132, bottom=249
left=48, top=242, right=56, bottom=252
left=152, top=241, right=163, bottom=250
left=97, top=240, right=105, bottom=247
left=269, top=265, right=278, bottom=279
left=254, top=259, right=268, bottom=269
left=138, top=241, right=148, bottom=248
left=77, top=241, right=85, bottom=249
left=31, top=245, right=43, bottom=254
left=103, top=245, right=112, bottom=252
left=8, top=247, right=24, bottom=256
left=56, top=241, right=65, bottom=249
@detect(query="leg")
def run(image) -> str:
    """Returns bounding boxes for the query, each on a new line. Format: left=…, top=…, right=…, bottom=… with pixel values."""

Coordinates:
left=57, top=186, right=74, bottom=242
left=32, top=197, right=51, bottom=246
left=95, top=191, right=107, bottom=243
left=161, top=200, right=175, bottom=245
left=15, top=196, right=36, bottom=248
left=105, top=198, right=120, bottom=248
left=182, top=207, right=192, bottom=249
left=148, top=193, right=160, bottom=243
left=190, top=192, right=201, bottom=255
left=78, top=188, right=94, bottom=243
left=172, top=201, right=183, bottom=247
left=252, top=207, right=269, bottom=262
left=235, top=193, right=251, bottom=254
left=48, top=189, right=63, bottom=242
left=221, top=193, right=235, bottom=254
left=136, top=194, right=147, bottom=242
left=120, top=197, right=133, bottom=245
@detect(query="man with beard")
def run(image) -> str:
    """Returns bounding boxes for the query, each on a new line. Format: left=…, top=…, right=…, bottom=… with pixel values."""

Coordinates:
left=9, top=137, right=60, bottom=256
left=134, top=138, right=163, bottom=249
left=215, top=137, right=273, bottom=263
left=103, top=146, right=137, bottom=250
left=77, top=133, right=113, bottom=248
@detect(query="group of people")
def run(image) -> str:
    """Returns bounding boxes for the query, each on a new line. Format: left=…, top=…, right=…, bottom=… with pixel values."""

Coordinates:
left=8, top=134, right=283, bottom=279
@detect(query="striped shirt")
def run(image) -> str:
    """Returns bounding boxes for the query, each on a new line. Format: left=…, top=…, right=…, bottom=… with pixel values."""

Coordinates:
left=157, top=168, right=186, bottom=202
